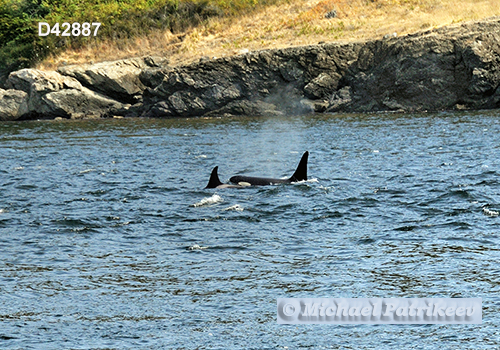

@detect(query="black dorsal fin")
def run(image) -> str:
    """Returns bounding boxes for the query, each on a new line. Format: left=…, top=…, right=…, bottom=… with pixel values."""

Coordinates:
left=289, top=151, right=308, bottom=182
left=205, top=166, right=223, bottom=188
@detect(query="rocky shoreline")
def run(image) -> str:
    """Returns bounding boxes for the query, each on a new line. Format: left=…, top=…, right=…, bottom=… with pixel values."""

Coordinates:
left=1, top=17, right=500, bottom=121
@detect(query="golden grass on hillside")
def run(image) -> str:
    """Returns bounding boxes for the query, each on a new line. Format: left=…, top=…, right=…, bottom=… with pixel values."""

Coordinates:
left=38, top=0, right=500, bottom=70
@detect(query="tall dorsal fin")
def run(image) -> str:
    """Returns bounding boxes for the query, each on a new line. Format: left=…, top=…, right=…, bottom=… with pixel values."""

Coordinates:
left=289, top=151, right=308, bottom=182
left=205, top=166, right=223, bottom=188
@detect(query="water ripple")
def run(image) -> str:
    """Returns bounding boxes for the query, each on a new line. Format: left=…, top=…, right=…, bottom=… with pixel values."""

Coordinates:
left=0, top=112, right=499, bottom=349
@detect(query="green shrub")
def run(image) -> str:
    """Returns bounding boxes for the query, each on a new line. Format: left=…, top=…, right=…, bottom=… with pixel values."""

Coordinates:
left=0, top=0, right=285, bottom=84
left=0, top=0, right=49, bottom=69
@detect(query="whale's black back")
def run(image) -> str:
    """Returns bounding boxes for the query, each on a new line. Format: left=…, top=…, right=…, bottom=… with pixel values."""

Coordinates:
left=229, top=151, right=308, bottom=186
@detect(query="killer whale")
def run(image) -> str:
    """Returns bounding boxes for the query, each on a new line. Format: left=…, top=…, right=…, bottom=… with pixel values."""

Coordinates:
left=229, top=151, right=308, bottom=186
left=205, top=166, right=250, bottom=189
left=205, top=151, right=308, bottom=188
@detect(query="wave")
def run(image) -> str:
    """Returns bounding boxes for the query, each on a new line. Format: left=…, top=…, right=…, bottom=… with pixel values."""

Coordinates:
left=223, top=204, right=244, bottom=211
left=482, top=207, right=499, bottom=217
left=191, top=194, right=223, bottom=207
left=187, top=244, right=209, bottom=250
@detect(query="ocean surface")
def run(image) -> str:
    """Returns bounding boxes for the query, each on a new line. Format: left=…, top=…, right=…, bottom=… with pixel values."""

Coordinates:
left=1, top=111, right=499, bottom=349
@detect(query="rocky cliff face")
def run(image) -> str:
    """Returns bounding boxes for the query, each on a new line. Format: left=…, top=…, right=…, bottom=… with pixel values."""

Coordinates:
left=328, top=18, right=500, bottom=113
left=1, top=17, right=500, bottom=121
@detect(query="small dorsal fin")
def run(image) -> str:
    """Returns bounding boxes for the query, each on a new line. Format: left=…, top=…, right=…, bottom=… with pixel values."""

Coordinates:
left=289, top=151, right=308, bottom=182
left=205, top=166, right=223, bottom=188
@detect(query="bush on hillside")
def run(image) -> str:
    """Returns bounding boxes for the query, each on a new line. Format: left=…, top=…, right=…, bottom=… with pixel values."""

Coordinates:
left=0, top=0, right=282, bottom=86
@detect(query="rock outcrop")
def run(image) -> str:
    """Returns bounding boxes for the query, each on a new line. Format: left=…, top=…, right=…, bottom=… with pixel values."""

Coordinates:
left=327, top=19, right=500, bottom=112
left=1, top=17, right=499, bottom=121
left=57, top=56, right=166, bottom=104
left=0, top=88, right=29, bottom=121
left=5, top=69, right=124, bottom=120
left=140, top=43, right=358, bottom=118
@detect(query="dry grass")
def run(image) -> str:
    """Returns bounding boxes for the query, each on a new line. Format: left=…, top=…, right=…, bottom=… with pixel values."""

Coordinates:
left=37, top=0, right=500, bottom=70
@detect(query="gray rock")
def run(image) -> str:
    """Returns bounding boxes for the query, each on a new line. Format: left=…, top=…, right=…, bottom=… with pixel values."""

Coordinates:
left=8, top=69, right=80, bottom=93
left=304, top=72, right=341, bottom=99
left=469, top=67, right=495, bottom=95
left=328, top=18, right=500, bottom=112
left=143, top=101, right=175, bottom=118
left=143, top=56, right=168, bottom=68
left=205, top=100, right=282, bottom=117
left=327, top=86, right=352, bottom=112
left=43, top=89, right=123, bottom=118
left=0, top=88, right=29, bottom=121
left=58, top=57, right=149, bottom=103
left=140, top=67, right=174, bottom=88
left=279, top=61, right=304, bottom=82
left=206, top=84, right=241, bottom=102
left=7, top=69, right=123, bottom=119
left=141, top=43, right=353, bottom=117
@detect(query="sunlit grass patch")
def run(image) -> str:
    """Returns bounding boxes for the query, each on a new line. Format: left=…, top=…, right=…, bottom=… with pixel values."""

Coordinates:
left=20, top=0, right=500, bottom=70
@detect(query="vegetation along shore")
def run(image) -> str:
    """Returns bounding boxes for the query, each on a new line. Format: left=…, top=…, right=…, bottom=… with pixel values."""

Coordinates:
left=0, top=0, right=499, bottom=120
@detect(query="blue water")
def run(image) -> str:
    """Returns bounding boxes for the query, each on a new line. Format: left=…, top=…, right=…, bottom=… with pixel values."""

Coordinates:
left=1, top=111, right=499, bottom=349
